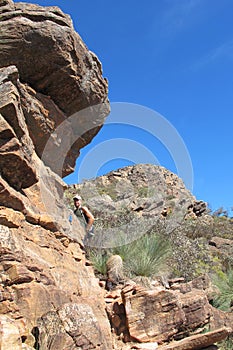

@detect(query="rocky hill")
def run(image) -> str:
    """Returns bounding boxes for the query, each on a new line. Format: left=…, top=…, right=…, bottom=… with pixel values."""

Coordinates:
left=69, top=164, right=208, bottom=248
left=0, top=1, right=232, bottom=350
left=69, top=163, right=233, bottom=278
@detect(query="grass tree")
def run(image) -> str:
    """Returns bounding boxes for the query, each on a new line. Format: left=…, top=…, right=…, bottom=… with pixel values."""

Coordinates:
left=212, top=267, right=233, bottom=311
left=113, top=232, right=171, bottom=278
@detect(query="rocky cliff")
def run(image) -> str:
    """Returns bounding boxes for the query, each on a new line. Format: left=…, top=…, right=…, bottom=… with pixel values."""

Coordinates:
left=0, top=0, right=112, bottom=349
left=0, top=0, right=109, bottom=177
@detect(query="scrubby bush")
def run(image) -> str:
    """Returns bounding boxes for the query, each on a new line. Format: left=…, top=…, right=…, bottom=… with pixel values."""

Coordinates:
left=122, top=232, right=171, bottom=278
left=92, top=206, right=134, bottom=230
left=87, top=232, right=171, bottom=280
left=64, top=186, right=233, bottom=284
left=168, top=232, right=211, bottom=280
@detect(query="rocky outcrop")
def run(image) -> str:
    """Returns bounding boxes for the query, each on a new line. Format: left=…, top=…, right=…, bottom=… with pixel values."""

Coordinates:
left=122, top=283, right=212, bottom=343
left=0, top=315, right=24, bottom=350
left=0, top=220, right=114, bottom=348
left=0, top=65, right=37, bottom=190
left=0, top=0, right=109, bottom=176
left=106, top=277, right=232, bottom=349
left=73, top=164, right=208, bottom=220
left=71, top=164, right=209, bottom=248
left=0, top=1, right=112, bottom=348
left=0, top=67, right=112, bottom=348
left=209, top=236, right=233, bottom=263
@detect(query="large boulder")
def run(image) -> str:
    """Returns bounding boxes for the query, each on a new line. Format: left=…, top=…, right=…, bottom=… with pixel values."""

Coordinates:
left=122, top=283, right=212, bottom=344
left=106, top=279, right=232, bottom=349
left=0, top=0, right=108, bottom=115
left=0, top=0, right=109, bottom=177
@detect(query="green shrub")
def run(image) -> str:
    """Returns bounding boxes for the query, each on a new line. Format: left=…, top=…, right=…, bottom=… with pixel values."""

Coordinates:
left=121, top=233, right=171, bottom=278
left=86, top=249, right=109, bottom=276
left=166, top=194, right=175, bottom=200
left=86, top=232, right=171, bottom=280
left=111, top=236, right=133, bottom=261
left=212, top=268, right=233, bottom=311
left=96, top=183, right=118, bottom=201
left=64, top=184, right=233, bottom=286
left=137, top=186, right=149, bottom=198
left=92, top=206, right=134, bottom=230
left=167, top=225, right=211, bottom=281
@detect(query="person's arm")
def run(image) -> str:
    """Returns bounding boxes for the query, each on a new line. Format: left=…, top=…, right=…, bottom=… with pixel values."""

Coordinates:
left=82, top=206, right=94, bottom=231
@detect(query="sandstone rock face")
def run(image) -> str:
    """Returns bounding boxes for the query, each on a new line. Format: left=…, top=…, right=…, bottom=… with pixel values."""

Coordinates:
left=0, top=1, right=232, bottom=349
left=0, top=66, right=37, bottom=190
left=209, top=304, right=233, bottom=333
left=0, top=1, right=112, bottom=348
left=0, top=1, right=108, bottom=114
left=0, top=0, right=109, bottom=176
left=0, top=222, right=112, bottom=349
left=106, top=279, right=232, bottom=349
left=122, top=283, right=212, bottom=344
left=0, top=315, right=22, bottom=350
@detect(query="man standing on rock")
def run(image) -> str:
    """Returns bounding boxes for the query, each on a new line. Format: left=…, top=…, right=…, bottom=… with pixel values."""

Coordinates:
left=73, top=195, right=95, bottom=241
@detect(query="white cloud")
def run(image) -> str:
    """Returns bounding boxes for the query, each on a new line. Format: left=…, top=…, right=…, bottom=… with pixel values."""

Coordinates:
left=209, top=41, right=233, bottom=60
left=161, top=0, right=202, bottom=34
left=192, top=40, right=233, bottom=70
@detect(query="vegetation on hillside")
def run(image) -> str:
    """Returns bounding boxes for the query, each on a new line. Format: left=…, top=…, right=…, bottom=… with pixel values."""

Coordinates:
left=65, top=184, right=233, bottom=319
left=85, top=230, right=171, bottom=281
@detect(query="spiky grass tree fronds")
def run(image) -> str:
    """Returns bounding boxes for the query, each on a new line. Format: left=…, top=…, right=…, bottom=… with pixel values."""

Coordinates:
left=86, top=248, right=109, bottom=276
left=123, top=233, right=171, bottom=278
left=111, top=232, right=134, bottom=261
left=212, top=268, right=233, bottom=311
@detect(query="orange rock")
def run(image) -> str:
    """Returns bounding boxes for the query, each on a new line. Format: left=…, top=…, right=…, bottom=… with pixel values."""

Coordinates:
left=158, top=327, right=231, bottom=350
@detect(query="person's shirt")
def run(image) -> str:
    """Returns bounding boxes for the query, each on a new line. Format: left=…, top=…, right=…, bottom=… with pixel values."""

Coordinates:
left=74, top=206, right=94, bottom=232
left=74, top=206, right=89, bottom=226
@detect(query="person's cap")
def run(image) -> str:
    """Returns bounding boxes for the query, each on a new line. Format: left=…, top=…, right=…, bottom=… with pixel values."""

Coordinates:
left=73, top=194, right=82, bottom=200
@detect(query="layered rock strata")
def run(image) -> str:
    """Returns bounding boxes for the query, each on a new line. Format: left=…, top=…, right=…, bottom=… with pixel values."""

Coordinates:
left=105, top=276, right=232, bottom=349
left=0, top=0, right=109, bottom=176
left=0, top=0, right=111, bottom=348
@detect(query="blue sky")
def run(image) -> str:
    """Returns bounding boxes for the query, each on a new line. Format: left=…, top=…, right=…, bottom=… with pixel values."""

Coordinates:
left=15, top=0, right=233, bottom=212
